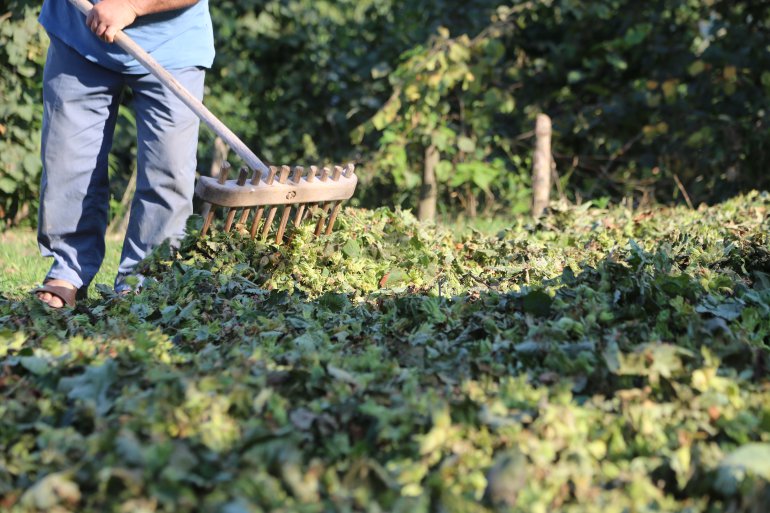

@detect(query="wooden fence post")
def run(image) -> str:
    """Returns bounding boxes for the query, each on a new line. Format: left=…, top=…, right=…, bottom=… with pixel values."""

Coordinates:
left=532, top=114, right=553, bottom=218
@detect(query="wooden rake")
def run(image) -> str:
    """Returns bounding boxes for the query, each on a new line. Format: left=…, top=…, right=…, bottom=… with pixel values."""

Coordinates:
left=69, top=0, right=358, bottom=243
left=197, top=162, right=357, bottom=242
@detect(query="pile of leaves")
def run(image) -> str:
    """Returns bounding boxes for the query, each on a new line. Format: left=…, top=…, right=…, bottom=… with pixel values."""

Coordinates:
left=2, top=193, right=770, bottom=512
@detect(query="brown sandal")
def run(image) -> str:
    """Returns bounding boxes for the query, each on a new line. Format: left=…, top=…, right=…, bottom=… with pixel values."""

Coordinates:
left=32, top=283, right=78, bottom=308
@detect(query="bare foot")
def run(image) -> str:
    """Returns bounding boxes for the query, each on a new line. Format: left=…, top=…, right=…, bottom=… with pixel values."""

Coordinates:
left=36, top=279, right=78, bottom=309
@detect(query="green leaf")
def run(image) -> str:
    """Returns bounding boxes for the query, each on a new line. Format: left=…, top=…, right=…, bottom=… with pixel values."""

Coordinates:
left=371, top=62, right=392, bottom=79
left=0, top=329, right=26, bottom=357
left=20, top=472, right=81, bottom=510
left=623, top=23, right=651, bottom=46
left=0, top=176, right=17, bottom=194
left=695, top=298, right=744, bottom=321
left=435, top=160, right=454, bottom=182
left=606, top=53, right=628, bottom=71
left=381, top=268, right=408, bottom=288
left=342, top=238, right=361, bottom=258
left=716, top=443, right=770, bottom=495
left=419, top=406, right=451, bottom=455
left=20, top=355, right=50, bottom=375
left=457, top=136, right=476, bottom=153
left=58, top=359, right=118, bottom=416
left=522, top=289, right=552, bottom=316
left=567, top=70, right=584, bottom=84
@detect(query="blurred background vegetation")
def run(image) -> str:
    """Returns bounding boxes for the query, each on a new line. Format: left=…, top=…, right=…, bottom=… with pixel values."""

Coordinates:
left=2, top=0, right=769, bottom=227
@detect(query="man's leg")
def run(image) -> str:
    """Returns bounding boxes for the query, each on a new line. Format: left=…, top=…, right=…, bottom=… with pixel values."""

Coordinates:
left=115, top=67, right=204, bottom=292
left=37, top=36, right=124, bottom=307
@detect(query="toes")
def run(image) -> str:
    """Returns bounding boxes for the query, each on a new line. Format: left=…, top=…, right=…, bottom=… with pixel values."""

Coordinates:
left=48, top=296, right=64, bottom=308
left=33, top=279, right=78, bottom=309
left=36, top=291, right=65, bottom=309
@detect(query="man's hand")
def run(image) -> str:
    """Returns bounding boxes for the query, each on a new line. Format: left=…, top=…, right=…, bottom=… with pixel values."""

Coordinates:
left=86, top=0, right=138, bottom=43
left=84, top=1, right=200, bottom=44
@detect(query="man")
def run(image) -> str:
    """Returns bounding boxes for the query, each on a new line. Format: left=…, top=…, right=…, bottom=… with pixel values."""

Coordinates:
left=34, top=0, right=214, bottom=308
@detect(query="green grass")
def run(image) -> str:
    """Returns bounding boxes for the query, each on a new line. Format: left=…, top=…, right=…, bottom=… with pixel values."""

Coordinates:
left=0, top=229, right=122, bottom=299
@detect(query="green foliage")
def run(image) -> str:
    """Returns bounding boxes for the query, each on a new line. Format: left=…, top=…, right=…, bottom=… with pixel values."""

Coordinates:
left=2, top=195, right=770, bottom=511
left=203, top=0, right=504, bottom=216
left=362, top=0, right=770, bottom=210
left=0, top=1, right=47, bottom=225
left=507, top=0, right=770, bottom=200
left=0, top=2, right=136, bottom=227
left=3, top=1, right=770, bottom=224
left=204, top=0, right=500, bottom=164
left=0, top=0, right=503, bottom=225
left=359, top=6, right=530, bottom=216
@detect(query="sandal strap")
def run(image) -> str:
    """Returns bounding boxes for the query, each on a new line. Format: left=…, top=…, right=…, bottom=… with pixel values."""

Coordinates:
left=32, top=284, right=78, bottom=308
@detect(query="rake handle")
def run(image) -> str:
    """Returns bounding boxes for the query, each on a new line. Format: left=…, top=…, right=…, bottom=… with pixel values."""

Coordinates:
left=67, top=0, right=270, bottom=176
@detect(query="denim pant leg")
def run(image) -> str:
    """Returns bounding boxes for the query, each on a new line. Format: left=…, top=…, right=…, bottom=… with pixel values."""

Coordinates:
left=115, top=67, right=204, bottom=292
left=38, top=36, right=124, bottom=290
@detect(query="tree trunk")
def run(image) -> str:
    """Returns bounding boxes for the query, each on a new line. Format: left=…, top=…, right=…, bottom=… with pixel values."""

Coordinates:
left=210, top=136, right=229, bottom=179
left=418, top=144, right=439, bottom=222
left=532, top=113, right=553, bottom=218
left=12, top=201, right=29, bottom=227
left=109, top=170, right=137, bottom=235
left=465, top=184, right=477, bottom=218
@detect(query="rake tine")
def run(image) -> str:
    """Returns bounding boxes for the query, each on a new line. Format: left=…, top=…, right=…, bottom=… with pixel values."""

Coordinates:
left=324, top=164, right=354, bottom=235
left=201, top=161, right=231, bottom=236
left=262, top=165, right=291, bottom=240
left=325, top=166, right=349, bottom=235
left=313, top=167, right=332, bottom=236
left=291, top=165, right=304, bottom=183
left=293, top=165, right=318, bottom=227
left=238, top=167, right=261, bottom=225
left=325, top=202, right=343, bottom=236
left=224, top=166, right=250, bottom=232
left=275, top=166, right=304, bottom=243
left=276, top=205, right=291, bottom=242
left=250, top=207, right=266, bottom=239
left=199, top=202, right=212, bottom=225
left=250, top=166, right=278, bottom=239
left=237, top=208, right=249, bottom=226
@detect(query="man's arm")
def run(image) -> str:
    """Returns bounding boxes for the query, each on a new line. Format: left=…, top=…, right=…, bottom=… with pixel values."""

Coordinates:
left=86, top=0, right=200, bottom=43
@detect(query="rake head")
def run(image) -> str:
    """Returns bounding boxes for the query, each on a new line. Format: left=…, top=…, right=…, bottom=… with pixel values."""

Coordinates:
left=196, top=163, right=358, bottom=243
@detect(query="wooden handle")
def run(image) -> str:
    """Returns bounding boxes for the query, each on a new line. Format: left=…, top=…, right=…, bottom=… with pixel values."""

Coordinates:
left=67, top=0, right=269, bottom=176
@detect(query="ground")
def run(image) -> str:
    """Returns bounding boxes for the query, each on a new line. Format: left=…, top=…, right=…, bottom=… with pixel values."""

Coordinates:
left=1, top=196, right=770, bottom=512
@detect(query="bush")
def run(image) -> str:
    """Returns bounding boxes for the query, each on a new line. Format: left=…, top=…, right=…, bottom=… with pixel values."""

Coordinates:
left=0, top=1, right=47, bottom=226
left=3, top=1, right=770, bottom=226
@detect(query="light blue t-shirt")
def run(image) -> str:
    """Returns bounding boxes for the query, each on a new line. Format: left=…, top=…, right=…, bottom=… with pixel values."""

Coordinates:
left=39, top=0, right=215, bottom=73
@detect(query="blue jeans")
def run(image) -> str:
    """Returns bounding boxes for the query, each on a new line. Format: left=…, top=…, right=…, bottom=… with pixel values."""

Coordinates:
left=38, top=36, right=204, bottom=293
